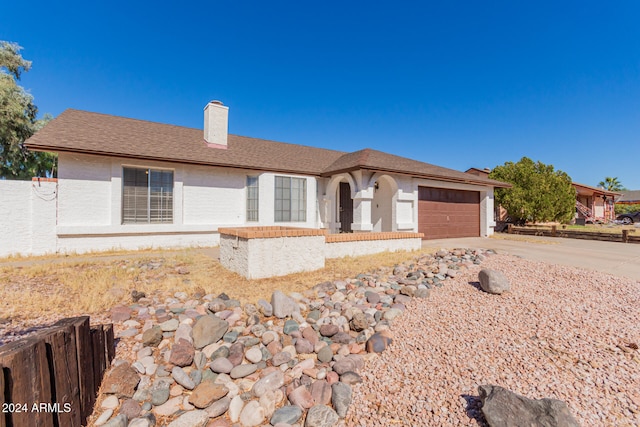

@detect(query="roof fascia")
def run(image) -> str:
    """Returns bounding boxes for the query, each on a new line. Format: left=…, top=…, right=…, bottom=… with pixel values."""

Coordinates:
left=27, top=145, right=324, bottom=177
left=322, top=166, right=511, bottom=188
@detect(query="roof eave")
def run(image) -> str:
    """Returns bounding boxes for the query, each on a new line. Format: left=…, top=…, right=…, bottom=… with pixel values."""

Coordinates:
left=321, top=166, right=511, bottom=188
left=25, top=144, right=325, bottom=177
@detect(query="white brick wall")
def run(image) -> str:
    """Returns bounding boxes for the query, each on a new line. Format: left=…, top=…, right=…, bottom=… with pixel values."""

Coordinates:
left=2, top=154, right=324, bottom=255
left=220, top=234, right=325, bottom=279
left=1, top=154, right=496, bottom=256
left=325, top=238, right=422, bottom=259
left=0, top=180, right=57, bottom=257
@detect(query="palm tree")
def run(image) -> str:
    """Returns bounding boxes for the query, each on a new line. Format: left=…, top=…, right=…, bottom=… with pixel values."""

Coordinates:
left=598, top=177, right=624, bottom=192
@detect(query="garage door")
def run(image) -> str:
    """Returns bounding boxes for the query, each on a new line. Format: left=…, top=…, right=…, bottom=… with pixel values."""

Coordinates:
left=418, top=187, right=480, bottom=239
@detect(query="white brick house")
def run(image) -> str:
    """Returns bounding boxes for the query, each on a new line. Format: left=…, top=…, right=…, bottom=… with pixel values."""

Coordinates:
left=2, top=102, right=509, bottom=256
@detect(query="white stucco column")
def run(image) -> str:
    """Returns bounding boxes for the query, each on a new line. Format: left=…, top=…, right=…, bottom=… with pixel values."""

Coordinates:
left=319, top=196, right=333, bottom=230
left=480, top=189, right=496, bottom=236
left=351, top=188, right=374, bottom=231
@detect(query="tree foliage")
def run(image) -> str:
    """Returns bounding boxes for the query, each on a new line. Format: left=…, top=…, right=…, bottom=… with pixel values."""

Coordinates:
left=598, top=176, right=624, bottom=192
left=489, top=157, right=575, bottom=224
left=615, top=203, right=640, bottom=215
left=0, top=41, right=55, bottom=179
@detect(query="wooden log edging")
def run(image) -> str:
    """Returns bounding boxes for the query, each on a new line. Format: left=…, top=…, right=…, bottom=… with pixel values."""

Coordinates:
left=507, top=225, right=640, bottom=244
left=0, top=316, right=114, bottom=427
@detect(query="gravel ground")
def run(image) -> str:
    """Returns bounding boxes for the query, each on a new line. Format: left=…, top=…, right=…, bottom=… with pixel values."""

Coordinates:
left=345, top=253, right=640, bottom=427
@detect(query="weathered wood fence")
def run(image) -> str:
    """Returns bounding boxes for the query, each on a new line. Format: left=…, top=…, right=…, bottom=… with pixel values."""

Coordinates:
left=507, top=224, right=640, bottom=244
left=0, top=316, right=114, bottom=427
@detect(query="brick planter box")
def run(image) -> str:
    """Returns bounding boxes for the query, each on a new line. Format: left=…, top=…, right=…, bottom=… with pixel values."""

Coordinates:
left=219, top=227, right=326, bottom=279
left=219, top=227, right=424, bottom=279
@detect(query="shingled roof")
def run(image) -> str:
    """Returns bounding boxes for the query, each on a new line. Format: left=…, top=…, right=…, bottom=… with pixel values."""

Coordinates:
left=616, top=190, right=640, bottom=203
left=25, top=109, right=343, bottom=176
left=322, top=148, right=509, bottom=187
left=573, top=182, right=621, bottom=197
left=26, top=109, right=509, bottom=187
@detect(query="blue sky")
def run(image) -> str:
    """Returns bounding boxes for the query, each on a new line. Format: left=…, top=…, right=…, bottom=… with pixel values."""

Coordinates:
left=2, top=1, right=639, bottom=189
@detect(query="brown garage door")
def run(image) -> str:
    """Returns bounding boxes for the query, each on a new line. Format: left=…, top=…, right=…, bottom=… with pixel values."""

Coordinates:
left=418, top=187, right=480, bottom=239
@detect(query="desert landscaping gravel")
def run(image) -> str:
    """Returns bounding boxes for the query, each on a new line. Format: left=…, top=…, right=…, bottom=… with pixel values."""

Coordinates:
left=3, top=248, right=640, bottom=427
left=346, top=254, right=640, bottom=426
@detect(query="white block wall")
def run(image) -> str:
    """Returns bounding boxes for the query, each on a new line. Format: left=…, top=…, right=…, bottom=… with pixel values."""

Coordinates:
left=0, top=180, right=57, bottom=257
left=325, top=238, right=422, bottom=259
left=52, top=153, right=322, bottom=254
left=2, top=153, right=498, bottom=257
left=220, top=234, right=325, bottom=279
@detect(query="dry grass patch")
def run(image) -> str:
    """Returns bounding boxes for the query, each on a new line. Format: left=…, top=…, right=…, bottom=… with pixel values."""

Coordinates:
left=489, top=234, right=560, bottom=244
left=561, top=224, right=636, bottom=234
left=0, top=248, right=429, bottom=324
left=0, top=246, right=174, bottom=263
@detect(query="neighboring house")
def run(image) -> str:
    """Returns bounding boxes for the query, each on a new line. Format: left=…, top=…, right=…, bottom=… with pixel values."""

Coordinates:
left=616, top=190, right=640, bottom=205
left=14, top=102, right=509, bottom=255
left=465, top=168, right=618, bottom=224
left=573, top=182, right=619, bottom=223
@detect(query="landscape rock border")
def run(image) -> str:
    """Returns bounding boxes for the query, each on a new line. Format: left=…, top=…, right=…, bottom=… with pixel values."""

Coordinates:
left=94, top=248, right=489, bottom=427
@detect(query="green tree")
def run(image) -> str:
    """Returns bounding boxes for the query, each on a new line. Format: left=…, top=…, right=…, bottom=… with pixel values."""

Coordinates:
left=598, top=177, right=624, bottom=192
left=489, top=157, right=575, bottom=224
left=0, top=41, right=56, bottom=179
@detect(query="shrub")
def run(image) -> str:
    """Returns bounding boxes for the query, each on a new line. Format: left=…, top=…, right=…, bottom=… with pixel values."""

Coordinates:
left=615, top=204, right=640, bottom=215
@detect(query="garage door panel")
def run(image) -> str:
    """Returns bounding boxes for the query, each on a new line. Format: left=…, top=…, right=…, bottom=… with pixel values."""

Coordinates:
left=418, top=187, right=480, bottom=239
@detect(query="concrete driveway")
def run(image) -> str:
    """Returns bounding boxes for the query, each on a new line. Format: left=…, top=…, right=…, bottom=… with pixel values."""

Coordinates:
left=423, top=234, right=640, bottom=281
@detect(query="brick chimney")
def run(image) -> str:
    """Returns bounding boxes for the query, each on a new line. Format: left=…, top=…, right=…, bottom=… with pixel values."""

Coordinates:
left=204, top=101, right=228, bottom=147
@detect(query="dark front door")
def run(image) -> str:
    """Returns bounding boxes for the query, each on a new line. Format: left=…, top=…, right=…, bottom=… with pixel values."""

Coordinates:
left=339, top=182, right=353, bottom=233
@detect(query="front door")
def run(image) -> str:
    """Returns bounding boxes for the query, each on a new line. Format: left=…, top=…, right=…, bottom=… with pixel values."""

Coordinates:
left=339, top=182, right=353, bottom=233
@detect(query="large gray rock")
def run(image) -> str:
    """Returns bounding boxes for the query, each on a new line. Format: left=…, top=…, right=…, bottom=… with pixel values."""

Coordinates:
left=305, top=405, right=339, bottom=427
left=271, top=405, right=302, bottom=425
left=230, top=363, right=258, bottom=379
left=257, top=299, right=273, bottom=317
left=332, top=354, right=364, bottom=375
left=191, top=315, right=229, bottom=349
left=101, top=414, right=127, bottom=427
left=331, top=382, right=352, bottom=418
left=478, top=269, right=511, bottom=295
left=205, top=395, right=231, bottom=418
left=150, top=379, right=171, bottom=405
left=479, top=385, right=580, bottom=427
left=171, top=366, right=195, bottom=390
left=271, top=290, right=297, bottom=318
left=210, top=357, right=233, bottom=374
left=141, top=326, right=163, bottom=347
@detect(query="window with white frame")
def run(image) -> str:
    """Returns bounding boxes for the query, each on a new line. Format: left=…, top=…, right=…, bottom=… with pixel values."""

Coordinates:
left=275, top=176, right=306, bottom=222
left=122, top=167, right=173, bottom=224
left=246, top=176, right=259, bottom=222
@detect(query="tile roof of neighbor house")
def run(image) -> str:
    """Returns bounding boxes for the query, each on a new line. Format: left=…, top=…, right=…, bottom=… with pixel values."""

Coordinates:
left=25, top=109, right=510, bottom=187
left=617, top=190, right=640, bottom=203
